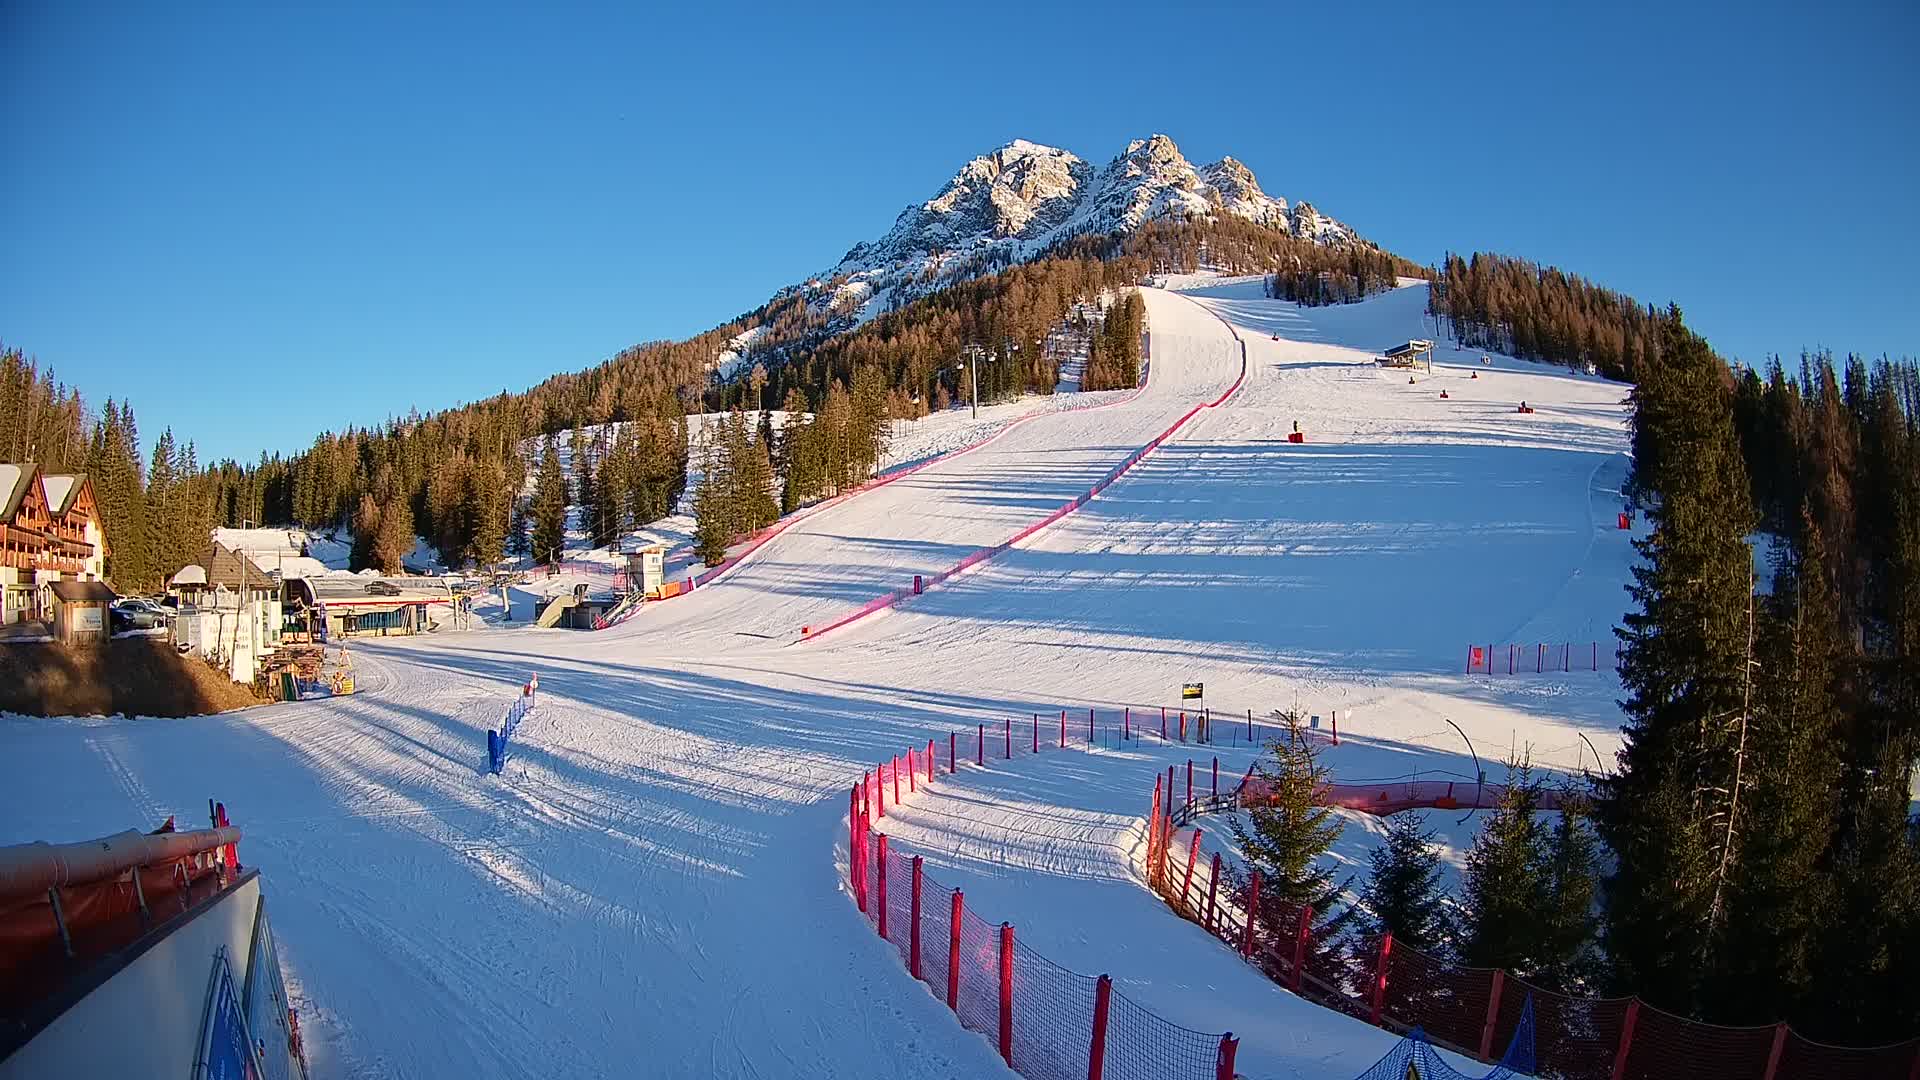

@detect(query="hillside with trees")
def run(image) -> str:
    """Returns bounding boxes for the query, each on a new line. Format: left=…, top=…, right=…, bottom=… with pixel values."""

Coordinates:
left=1428, top=252, right=1675, bottom=382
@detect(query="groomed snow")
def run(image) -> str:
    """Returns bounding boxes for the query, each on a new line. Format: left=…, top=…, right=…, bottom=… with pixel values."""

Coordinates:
left=2, top=279, right=1637, bottom=1079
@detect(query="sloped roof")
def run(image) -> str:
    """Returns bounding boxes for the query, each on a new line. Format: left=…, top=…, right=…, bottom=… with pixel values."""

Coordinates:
left=49, top=579, right=116, bottom=603
left=40, top=473, right=82, bottom=514
left=0, top=463, right=35, bottom=520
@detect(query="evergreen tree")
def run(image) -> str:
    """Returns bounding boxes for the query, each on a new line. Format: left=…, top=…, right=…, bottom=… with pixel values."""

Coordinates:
left=1538, top=784, right=1602, bottom=992
left=1359, top=811, right=1449, bottom=952
left=1229, top=712, right=1356, bottom=969
left=1457, top=758, right=1552, bottom=976
left=530, top=436, right=568, bottom=565
left=691, top=423, right=732, bottom=567
left=369, top=495, right=414, bottom=573
left=1598, top=306, right=1758, bottom=1013
left=465, top=457, right=507, bottom=568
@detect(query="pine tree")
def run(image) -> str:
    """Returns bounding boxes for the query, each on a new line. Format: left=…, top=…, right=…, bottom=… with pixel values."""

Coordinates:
left=530, top=436, right=568, bottom=566
left=370, top=496, right=414, bottom=573
left=1701, top=507, right=1843, bottom=1024
left=691, top=423, right=732, bottom=567
left=465, top=457, right=507, bottom=568
left=1598, top=306, right=1758, bottom=1012
left=1457, top=758, right=1552, bottom=976
left=1538, top=784, right=1601, bottom=992
left=1360, top=811, right=1449, bottom=952
left=1229, top=712, right=1357, bottom=969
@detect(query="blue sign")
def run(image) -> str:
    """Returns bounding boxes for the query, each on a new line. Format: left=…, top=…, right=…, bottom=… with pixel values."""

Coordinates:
left=201, top=952, right=261, bottom=1080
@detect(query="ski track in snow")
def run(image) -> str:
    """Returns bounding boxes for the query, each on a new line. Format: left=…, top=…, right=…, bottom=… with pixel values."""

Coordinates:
left=1, top=280, right=1637, bottom=1080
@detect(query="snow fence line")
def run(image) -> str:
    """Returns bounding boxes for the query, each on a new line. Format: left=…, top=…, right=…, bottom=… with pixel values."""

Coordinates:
left=484, top=675, right=539, bottom=775
left=843, top=713, right=1242, bottom=1080
left=802, top=309, right=1251, bottom=643
left=1465, top=641, right=1620, bottom=675
left=608, top=330, right=1161, bottom=622
left=1147, top=773, right=1920, bottom=1080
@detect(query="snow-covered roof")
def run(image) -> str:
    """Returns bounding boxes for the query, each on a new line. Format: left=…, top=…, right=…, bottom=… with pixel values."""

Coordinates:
left=39, top=474, right=76, bottom=512
left=213, top=527, right=306, bottom=554
left=0, top=464, right=25, bottom=517
left=169, top=564, right=209, bottom=587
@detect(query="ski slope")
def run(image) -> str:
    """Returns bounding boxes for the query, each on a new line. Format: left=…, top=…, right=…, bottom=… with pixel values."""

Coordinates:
left=585, top=287, right=1243, bottom=654
left=2, top=279, right=1638, bottom=1079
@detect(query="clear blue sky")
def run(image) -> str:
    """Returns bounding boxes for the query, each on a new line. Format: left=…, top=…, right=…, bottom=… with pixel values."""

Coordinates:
left=4, top=1, right=1914, bottom=463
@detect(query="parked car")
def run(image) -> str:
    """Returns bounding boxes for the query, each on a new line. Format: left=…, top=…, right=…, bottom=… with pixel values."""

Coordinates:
left=111, top=599, right=166, bottom=632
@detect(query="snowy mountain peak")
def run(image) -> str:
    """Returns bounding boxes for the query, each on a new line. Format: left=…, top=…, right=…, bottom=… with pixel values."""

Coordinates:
left=820, top=133, right=1366, bottom=325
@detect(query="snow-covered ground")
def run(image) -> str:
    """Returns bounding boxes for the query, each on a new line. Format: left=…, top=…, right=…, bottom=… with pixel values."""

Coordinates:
left=2, top=278, right=1637, bottom=1079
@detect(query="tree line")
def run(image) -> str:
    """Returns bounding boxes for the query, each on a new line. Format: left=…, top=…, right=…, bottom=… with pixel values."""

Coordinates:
left=1428, top=252, right=1672, bottom=382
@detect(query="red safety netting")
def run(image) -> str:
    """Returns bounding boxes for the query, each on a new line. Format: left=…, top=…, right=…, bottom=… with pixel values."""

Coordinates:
left=1148, top=786, right=1920, bottom=1080
left=1619, top=1000, right=1774, bottom=1079
left=1103, top=983, right=1230, bottom=1080
left=1495, top=976, right=1629, bottom=1080
left=1008, top=938, right=1099, bottom=1080
left=1776, top=1032, right=1920, bottom=1080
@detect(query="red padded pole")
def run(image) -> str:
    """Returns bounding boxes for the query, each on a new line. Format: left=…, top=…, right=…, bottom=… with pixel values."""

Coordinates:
left=1215, top=1035, right=1238, bottom=1080
left=877, top=763, right=886, bottom=818
left=1179, top=709, right=1187, bottom=742
left=947, top=890, right=964, bottom=1011
left=928, top=739, right=936, bottom=783
left=1242, top=871, right=1260, bottom=959
left=1370, top=933, right=1393, bottom=1026
left=1291, top=903, right=1312, bottom=992
left=907, top=748, right=915, bottom=793
left=1204, top=852, right=1221, bottom=932
left=893, top=756, right=901, bottom=805
left=910, top=856, right=924, bottom=980
left=1610, top=1000, right=1640, bottom=1080
left=1088, top=975, right=1112, bottom=1080
left=1762, top=1024, right=1788, bottom=1080
left=1181, top=828, right=1201, bottom=906
left=876, top=834, right=889, bottom=940
left=1479, top=970, right=1505, bottom=1059
left=998, top=923, right=1014, bottom=1065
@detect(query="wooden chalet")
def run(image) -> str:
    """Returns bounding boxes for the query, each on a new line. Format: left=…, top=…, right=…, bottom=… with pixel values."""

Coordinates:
left=0, top=463, right=108, bottom=626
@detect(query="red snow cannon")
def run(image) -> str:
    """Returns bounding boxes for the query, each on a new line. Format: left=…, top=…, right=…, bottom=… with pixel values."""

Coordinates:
left=1287, top=431, right=1305, bottom=444
left=1439, top=390, right=1449, bottom=399
left=1618, top=512, right=1632, bottom=530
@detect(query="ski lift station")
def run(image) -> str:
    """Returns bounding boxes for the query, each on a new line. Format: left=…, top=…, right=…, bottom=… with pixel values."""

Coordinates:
left=1375, top=339, right=1434, bottom=371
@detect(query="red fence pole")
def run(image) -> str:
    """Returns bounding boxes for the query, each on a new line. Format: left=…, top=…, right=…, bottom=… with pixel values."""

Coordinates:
left=1034, top=713, right=1040, bottom=754
left=1610, top=999, right=1640, bottom=1080
left=1205, top=852, right=1221, bottom=932
left=1370, top=933, right=1393, bottom=1026
left=950, top=732, right=957, bottom=773
left=928, top=739, right=935, bottom=784
left=1181, top=829, right=1202, bottom=908
left=1479, top=969, right=1505, bottom=1060
left=947, top=890, right=964, bottom=1011
left=1291, top=904, right=1311, bottom=992
left=1215, top=1035, right=1239, bottom=1080
left=1762, top=1022, right=1788, bottom=1080
left=1148, top=778, right=1164, bottom=883
left=876, top=835, right=890, bottom=940
left=1088, top=974, right=1112, bottom=1080
left=849, top=784, right=862, bottom=906
left=978, top=724, right=984, bottom=765
left=1179, top=709, right=1187, bottom=742
left=907, top=748, right=916, bottom=793
left=1060, top=709, right=1066, bottom=749
left=1242, top=871, right=1261, bottom=959
left=907, top=856, right=925, bottom=981
left=1124, top=707, right=1130, bottom=740
left=1186, top=759, right=1194, bottom=808
left=893, top=757, right=902, bottom=805
left=877, top=763, right=887, bottom=818
left=1161, top=706, right=1167, bottom=740
left=1005, top=717, right=1011, bottom=759
left=998, top=923, right=1014, bottom=1065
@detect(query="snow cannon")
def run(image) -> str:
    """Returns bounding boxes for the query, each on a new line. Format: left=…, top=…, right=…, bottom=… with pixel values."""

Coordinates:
left=1287, top=420, right=1305, bottom=444
left=1516, top=403, right=1536, bottom=414
left=1470, top=371, right=1479, bottom=379
left=801, top=626, right=811, bottom=637
left=1439, top=390, right=1449, bottom=399
left=1618, top=512, right=1632, bottom=530
left=1408, top=376, right=1416, bottom=384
